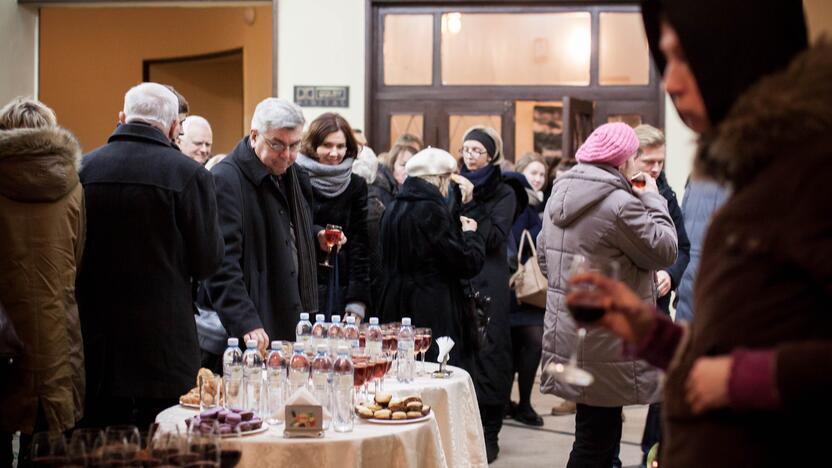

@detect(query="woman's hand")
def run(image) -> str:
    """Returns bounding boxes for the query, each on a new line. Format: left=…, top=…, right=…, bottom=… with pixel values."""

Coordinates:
left=451, top=174, right=474, bottom=204
left=685, top=356, right=732, bottom=414
left=460, top=216, right=478, bottom=232
left=632, top=173, right=659, bottom=195
left=317, top=230, right=348, bottom=251
left=567, top=271, right=656, bottom=345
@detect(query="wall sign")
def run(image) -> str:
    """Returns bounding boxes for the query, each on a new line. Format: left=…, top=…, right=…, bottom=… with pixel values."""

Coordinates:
left=294, top=86, right=349, bottom=108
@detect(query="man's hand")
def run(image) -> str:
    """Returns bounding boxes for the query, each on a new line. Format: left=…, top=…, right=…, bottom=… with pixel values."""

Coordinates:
left=244, top=328, right=269, bottom=354
left=567, top=271, right=656, bottom=345
left=460, top=216, right=478, bottom=232
left=656, top=270, right=672, bottom=297
left=451, top=174, right=474, bottom=204
left=632, top=173, right=659, bottom=195
left=685, top=356, right=732, bottom=415
left=317, top=230, right=348, bottom=252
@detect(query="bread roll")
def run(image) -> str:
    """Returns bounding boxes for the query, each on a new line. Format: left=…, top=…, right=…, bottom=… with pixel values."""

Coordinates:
left=373, top=409, right=392, bottom=420
left=392, top=411, right=407, bottom=420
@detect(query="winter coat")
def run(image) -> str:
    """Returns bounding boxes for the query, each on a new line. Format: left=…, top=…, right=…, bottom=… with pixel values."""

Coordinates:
left=371, top=165, right=397, bottom=208
left=311, top=174, right=370, bottom=317
left=0, top=127, right=85, bottom=434
left=202, top=138, right=320, bottom=344
left=450, top=166, right=519, bottom=407
left=656, top=173, right=690, bottom=315
left=77, top=123, right=223, bottom=400
left=537, top=163, right=677, bottom=406
left=674, top=179, right=728, bottom=323
left=378, top=177, right=485, bottom=368
left=660, top=42, right=832, bottom=467
left=366, top=184, right=386, bottom=314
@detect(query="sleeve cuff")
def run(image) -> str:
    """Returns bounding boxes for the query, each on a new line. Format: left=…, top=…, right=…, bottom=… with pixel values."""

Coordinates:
left=728, top=348, right=781, bottom=411
left=345, top=302, right=366, bottom=319
left=630, top=310, right=684, bottom=371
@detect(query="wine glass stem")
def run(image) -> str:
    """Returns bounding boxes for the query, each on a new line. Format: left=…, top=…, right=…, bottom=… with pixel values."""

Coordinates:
left=571, top=328, right=586, bottom=368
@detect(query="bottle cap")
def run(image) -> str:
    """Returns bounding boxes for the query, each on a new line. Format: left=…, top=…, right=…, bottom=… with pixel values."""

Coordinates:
left=271, top=341, right=281, bottom=350
left=300, top=312, right=309, bottom=320
left=331, top=315, right=341, bottom=323
left=246, top=340, right=258, bottom=349
left=402, top=317, right=412, bottom=326
left=346, top=316, right=356, bottom=324
left=316, top=313, right=325, bottom=322
left=369, top=317, right=379, bottom=325
left=316, top=344, right=329, bottom=354
left=227, top=337, right=239, bottom=347
left=337, top=344, right=350, bottom=353
left=293, top=342, right=304, bottom=352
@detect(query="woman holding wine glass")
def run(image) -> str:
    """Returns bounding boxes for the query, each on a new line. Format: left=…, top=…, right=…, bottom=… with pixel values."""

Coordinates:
left=537, top=122, right=678, bottom=467
left=296, top=113, right=370, bottom=322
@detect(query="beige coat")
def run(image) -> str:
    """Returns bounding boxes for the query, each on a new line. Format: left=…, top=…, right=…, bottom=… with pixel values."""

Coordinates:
left=0, top=126, right=85, bottom=433
left=537, top=163, right=676, bottom=407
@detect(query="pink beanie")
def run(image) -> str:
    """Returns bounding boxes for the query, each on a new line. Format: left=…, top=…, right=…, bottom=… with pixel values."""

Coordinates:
left=574, top=122, right=640, bottom=168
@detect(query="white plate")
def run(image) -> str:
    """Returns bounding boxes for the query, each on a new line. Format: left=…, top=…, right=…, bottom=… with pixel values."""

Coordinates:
left=365, top=413, right=431, bottom=425
left=179, top=402, right=200, bottom=409
left=221, top=424, right=269, bottom=438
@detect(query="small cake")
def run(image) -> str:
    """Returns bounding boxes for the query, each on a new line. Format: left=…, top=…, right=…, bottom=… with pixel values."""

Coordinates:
left=356, top=406, right=374, bottom=419
left=421, top=405, right=431, bottom=416
left=391, top=411, right=408, bottom=420
left=406, top=411, right=423, bottom=419
left=375, top=393, right=393, bottom=405
left=406, top=401, right=422, bottom=412
left=373, top=409, right=392, bottom=420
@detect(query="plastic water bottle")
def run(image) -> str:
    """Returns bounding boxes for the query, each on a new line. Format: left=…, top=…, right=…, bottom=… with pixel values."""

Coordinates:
left=222, top=338, right=243, bottom=409
left=343, top=316, right=359, bottom=349
left=328, top=315, right=343, bottom=356
left=396, top=318, right=415, bottom=383
left=311, top=344, right=333, bottom=430
left=311, top=314, right=328, bottom=355
left=288, top=342, right=310, bottom=394
left=242, top=340, right=263, bottom=412
left=366, top=317, right=383, bottom=358
left=266, top=341, right=287, bottom=425
left=332, top=345, right=354, bottom=432
left=296, top=312, right=313, bottom=356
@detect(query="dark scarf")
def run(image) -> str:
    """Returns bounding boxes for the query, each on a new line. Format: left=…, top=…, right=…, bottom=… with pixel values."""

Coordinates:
left=284, top=165, right=320, bottom=314
left=460, top=163, right=497, bottom=189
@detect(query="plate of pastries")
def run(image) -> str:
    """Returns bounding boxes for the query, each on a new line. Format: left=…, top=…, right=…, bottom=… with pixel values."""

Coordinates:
left=355, top=393, right=432, bottom=424
left=179, top=368, right=221, bottom=408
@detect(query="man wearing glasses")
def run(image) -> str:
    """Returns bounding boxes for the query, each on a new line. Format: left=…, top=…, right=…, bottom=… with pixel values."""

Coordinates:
left=201, top=98, right=326, bottom=360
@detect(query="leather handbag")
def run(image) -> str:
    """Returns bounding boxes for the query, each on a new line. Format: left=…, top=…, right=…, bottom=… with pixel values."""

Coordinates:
left=509, top=229, right=548, bottom=309
left=0, top=298, right=24, bottom=364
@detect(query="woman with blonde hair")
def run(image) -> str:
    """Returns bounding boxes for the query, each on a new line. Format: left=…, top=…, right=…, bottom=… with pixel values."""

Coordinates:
left=0, top=97, right=85, bottom=465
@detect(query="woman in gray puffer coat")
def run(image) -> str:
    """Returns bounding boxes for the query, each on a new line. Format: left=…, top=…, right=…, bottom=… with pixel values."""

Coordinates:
left=536, top=122, right=677, bottom=468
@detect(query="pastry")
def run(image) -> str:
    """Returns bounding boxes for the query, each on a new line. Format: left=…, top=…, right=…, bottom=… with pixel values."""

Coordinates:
left=406, top=401, right=422, bottom=412
left=387, top=398, right=406, bottom=412
left=402, top=395, right=422, bottom=405
left=421, top=405, right=431, bottom=416
left=375, top=393, right=392, bottom=405
left=406, top=411, right=423, bottom=419
left=392, top=411, right=407, bottom=420
left=373, top=409, right=392, bottom=420
left=367, top=404, right=383, bottom=412
left=356, top=406, right=374, bottom=419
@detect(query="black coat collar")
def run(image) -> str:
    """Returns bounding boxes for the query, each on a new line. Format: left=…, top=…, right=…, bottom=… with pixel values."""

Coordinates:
left=108, top=122, right=175, bottom=148
left=229, top=136, right=272, bottom=186
left=397, top=176, right=445, bottom=204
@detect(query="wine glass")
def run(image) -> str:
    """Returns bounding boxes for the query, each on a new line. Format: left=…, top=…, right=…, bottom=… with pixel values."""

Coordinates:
left=68, top=428, right=104, bottom=467
left=415, top=328, right=432, bottom=376
left=546, top=255, right=619, bottom=387
left=30, top=432, right=68, bottom=467
left=350, top=347, right=369, bottom=404
left=220, top=426, right=243, bottom=468
left=189, top=433, right=220, bottom=468
left=319, top=224, right=342, bottom=267
left=103, top=424, right=141, bottom=466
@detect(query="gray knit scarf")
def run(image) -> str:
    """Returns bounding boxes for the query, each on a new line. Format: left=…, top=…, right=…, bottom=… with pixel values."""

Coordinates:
left=295, top=153, right=353, bottom=198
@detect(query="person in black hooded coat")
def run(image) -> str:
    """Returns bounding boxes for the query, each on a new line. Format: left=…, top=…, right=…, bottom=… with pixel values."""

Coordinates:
left=450, top=126, right=526, bottom=463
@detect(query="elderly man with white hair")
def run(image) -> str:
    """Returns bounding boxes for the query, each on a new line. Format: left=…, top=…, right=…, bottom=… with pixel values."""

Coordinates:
left=200, top=98, right=326, bottom=362
left=178, top=115, right=213, bottom=164
left=76, top=82, right=224, bottom=428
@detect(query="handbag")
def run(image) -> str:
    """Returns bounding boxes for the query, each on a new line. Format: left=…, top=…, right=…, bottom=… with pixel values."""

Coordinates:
left=462, top=283, right=491, bottom=351
left=0, top=298, right=24, bottom=364
left=509, top=229, right=549, bottom=309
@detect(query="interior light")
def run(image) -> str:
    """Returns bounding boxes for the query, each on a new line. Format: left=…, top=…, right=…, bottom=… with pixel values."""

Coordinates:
left=447, top=12, right=462, bottom=35
left=568, top=26, right=591, bottom=61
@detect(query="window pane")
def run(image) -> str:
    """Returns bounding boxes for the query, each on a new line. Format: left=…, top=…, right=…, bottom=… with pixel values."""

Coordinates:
left=384, top=14, right=433, bottom=85
left=390, top=114, right=424, bottom=148
left=441, top=12, right=590, bottom=85
left=607, top=113, right=643, bottom=127
left=449, top=115, right=501, bottom=159
left=515, top=101, right=563, bottom=161
left=599, top=13, right=650, bottom=85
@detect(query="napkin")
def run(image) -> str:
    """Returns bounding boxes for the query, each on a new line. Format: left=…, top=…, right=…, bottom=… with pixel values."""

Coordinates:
left=435, top=336, right=455, bottom=364
left=274, top=387, right=331, bottom=422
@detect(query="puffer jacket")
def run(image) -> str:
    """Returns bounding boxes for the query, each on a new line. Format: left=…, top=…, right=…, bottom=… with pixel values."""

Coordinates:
left=0, top=126, right=85, bottom=433
left=537, top=163, right=677, bottom=406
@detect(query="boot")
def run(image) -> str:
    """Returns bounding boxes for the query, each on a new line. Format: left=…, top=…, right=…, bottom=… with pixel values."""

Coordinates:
left=551, top=400, right=576, bottom=416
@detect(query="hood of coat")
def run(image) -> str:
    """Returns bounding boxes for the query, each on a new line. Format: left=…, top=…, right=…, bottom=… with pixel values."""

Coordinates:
left=548, top=163, right=631, bottom=228
left=0, top=126, right=82, bottom=202
left=700, top=42, right=832, bottom=190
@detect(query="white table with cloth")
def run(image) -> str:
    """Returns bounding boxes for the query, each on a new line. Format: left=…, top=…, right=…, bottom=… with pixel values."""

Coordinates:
left=156, top=363, right=486, bottom=468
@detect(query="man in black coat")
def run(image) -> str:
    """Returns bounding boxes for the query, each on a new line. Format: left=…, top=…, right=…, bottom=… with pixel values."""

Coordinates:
left=201, top=98, right=325, bottom=355
left=77, top=83, right=224, bottom=428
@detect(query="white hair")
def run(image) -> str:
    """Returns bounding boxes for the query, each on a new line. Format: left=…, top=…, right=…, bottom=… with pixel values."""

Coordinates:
left=182, top=115, right=212, bottom=134
left=352, top=145, right=379, bottom=184
left=251, top=98, right=305, bottom=134
left=123, top=82, right=178, bottom=131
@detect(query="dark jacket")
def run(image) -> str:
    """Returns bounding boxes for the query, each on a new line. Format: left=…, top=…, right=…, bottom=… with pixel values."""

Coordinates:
left=0, top=126, right=85, bottom=433
left=378, top=177, right=485, bottom=368
left=202, top=137, right=320, bottom=342
left=77, top=123, right=223, bottom=400
left=366, top=182, right=386, bottom=314
left=656, top=172, right=690, bottom=314
left=311, top=174, right=371, bottom=317
left=451, top=166, right=519, bottom=406
left=371, top=165, right=397, bottom=208
left=674, top=179, right=728, bottom=323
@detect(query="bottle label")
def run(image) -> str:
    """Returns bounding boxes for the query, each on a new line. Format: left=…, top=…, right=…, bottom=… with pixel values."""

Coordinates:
left=312, top=372, right=329, bottom=390
left=268, top=369, right=283, bottom=387
left=336, top=374, right=353, bottom=389
left=367, top=341, right=382, bottom=356
left=289, top=370, right=308, bottom=389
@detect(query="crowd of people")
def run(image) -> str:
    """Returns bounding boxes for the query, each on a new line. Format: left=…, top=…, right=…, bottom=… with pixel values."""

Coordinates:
left=2, top=0, right=830, bottom=467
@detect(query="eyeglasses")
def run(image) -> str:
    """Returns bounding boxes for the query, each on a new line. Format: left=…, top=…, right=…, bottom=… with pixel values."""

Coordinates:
left=459, top=147, right=488, bottom=157
left=262, top=137, right=302, bottom=154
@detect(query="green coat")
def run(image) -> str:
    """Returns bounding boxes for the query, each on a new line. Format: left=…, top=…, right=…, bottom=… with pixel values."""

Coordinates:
left=0, top=126, right=85, bottom=433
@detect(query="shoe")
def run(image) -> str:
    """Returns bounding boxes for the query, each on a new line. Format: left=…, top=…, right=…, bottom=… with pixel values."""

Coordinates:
left=551, top=400, right=577, bottom=416
left=486, top=440, right=500, bottom=463
left=513, top=406, right=544, bottom=427
left=504, top=400, right=517, bottom=419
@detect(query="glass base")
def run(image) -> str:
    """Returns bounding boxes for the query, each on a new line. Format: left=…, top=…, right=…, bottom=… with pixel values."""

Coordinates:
left=544, top=362, right=594, bottom=387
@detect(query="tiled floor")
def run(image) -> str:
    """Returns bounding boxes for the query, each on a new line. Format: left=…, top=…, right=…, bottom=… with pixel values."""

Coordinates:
left=492, top=379, right=648, bottom=468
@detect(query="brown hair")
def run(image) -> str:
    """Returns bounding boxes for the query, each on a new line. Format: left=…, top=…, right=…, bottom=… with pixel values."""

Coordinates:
left=386, top=143, right=417, bottom=171
left=394, top=133, right=423, bottom=154
left=164, top=85, right=189, bottom=115
left=0, top=97, right=57, bottom=130
left=301, top=112, right=359, bottom=160
left=515, top=151, right=549, bottom=175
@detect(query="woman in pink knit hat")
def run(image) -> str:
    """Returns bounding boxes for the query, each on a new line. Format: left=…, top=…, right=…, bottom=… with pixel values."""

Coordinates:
left=536, top=122, right=679, bottom=467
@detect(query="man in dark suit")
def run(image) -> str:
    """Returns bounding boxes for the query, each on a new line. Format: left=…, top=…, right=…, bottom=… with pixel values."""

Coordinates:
left=202, top=98, right=326, bottom=357
left=77, top=82, right=223, bottom=428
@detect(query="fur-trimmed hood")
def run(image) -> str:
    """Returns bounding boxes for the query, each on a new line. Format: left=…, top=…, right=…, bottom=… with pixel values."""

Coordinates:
left=0, top=126, right=82, bottom=202
left=698, top=41, right=832, bottom=190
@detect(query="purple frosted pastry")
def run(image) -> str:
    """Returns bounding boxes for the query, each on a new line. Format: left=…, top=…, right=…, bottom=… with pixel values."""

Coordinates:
left=218, top=424, right=233, bottom=435
left=217, top=410, right=230, bottom=423
left=238, top=421, right=252, bottom=432
left=239, top=410, right=254, bottom=422
left=225, top=412, right=242, bottom=425
left=248, top=418, right=262, bottom=430
left=230, top=407, right=244, bottom=414
left=200, top=408, right=220, bottom=420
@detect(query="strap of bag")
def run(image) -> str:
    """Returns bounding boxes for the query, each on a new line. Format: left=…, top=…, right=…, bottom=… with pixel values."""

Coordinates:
left=517, top=229, right=538, bottom=267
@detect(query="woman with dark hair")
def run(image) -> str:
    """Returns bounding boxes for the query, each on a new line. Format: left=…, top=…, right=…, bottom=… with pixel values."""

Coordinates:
left=296, top=112, right=370, bottom=320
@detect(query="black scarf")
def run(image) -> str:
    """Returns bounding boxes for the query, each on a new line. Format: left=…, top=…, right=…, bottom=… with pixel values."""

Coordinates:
left=284, top=165, right=319, bottom=314
left=460, top=163, right=497, bottom=189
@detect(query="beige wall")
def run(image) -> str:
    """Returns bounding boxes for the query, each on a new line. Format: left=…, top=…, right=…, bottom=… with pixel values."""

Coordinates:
left=39, top=6, right=272, bottom=152
left=0, top=2, right=38, bottom=104
left=278, top=0, right=365, bottom=132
